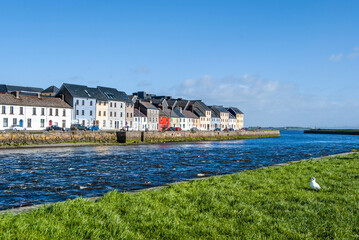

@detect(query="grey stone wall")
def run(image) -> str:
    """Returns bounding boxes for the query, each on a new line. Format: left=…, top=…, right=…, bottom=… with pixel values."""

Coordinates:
left=0, top=131, right=117, bottom=146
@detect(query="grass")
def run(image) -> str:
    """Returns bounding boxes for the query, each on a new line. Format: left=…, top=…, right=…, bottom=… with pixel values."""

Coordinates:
left=1, top=153, right=358, bottom=239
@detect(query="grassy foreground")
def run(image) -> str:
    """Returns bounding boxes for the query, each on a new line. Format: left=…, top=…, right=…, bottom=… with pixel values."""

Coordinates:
left=1, top=153, right=359, bottom=239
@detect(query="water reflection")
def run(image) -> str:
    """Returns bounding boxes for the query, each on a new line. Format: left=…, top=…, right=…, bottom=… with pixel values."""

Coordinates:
left=0, top=131, right=359, bottom=210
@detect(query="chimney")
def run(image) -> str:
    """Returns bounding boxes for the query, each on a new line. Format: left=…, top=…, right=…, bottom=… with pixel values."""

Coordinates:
left=16, top=91, right=19, bottom=99
left=37, top=93, right=41, bottom=99
left=61, top=94, right=65, bottom=101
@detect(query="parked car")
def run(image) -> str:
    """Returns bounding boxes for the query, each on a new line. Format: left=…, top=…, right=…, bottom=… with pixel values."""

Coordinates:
left=8, top=125, right=25, bottom=131
left=175, top=127, right=182, bottom=131
left=70, top=124, right=87, bottom=131
left=229, top=128, right=235, bottom=131
left=214, top=128, right=221, bottom=131
left=223, top=128, right=229, bottom=131
left=46, top=125, right=64, bottom=131
left=88, top=126, right=99, bottom=131
left=166, top=127, right=176, bottom=131
left=190, top=127, right=199, bottom=132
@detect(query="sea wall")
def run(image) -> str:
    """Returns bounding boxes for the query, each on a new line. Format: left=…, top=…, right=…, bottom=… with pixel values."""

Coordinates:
left=117, top=130, right=280, bottom=143
left=0, top=131, right=117, bottom=146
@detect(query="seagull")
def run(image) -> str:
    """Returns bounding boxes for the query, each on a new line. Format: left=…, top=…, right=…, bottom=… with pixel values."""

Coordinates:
left=310, top=177, right=321, bottom=191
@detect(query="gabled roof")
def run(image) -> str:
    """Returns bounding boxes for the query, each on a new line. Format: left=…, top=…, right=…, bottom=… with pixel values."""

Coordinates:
left=0, top=84, right=44, bottom=93
left=167, top=99, right=177, bottom=108
left=42, top=85, right=59, bottom=94
left=173, top=108, right=186, bottom=118
left=159, top=109, right=170, bottom=117
left=176, top=99, right=190, bottom=110
left=182, top=110, right=199, bottom=119
left=211, top=110, right=220, bottom=118
left=97, top=86, right=129, bottom=102
left=140, top=101, right=158, bottom=110
left=211, top=105, right=230, bottom=113
left=229, top=113, right=236, bottom=119
left=88, top=88, right=107, bottom=101
left=193, top=107, right=205, bottom=117
left=194, top=100, right=211, bottom=111
left=227, top=107, right=244, bottom=115
left=134, top=108, right=146, bottom=118
left=0, top=94, right=71, bottom=108
left=60, top=83, right=97, bottom=99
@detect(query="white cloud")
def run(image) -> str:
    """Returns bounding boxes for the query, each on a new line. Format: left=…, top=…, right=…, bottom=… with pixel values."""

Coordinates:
left=348, top=46, right=359, bottom=60
left=329, top=54, right=343, bottom=62
left=169, top=74, right=359, bottom=128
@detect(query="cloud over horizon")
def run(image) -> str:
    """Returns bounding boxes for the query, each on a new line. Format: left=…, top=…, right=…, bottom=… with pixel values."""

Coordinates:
left=169, top=74, right=359, bottom=128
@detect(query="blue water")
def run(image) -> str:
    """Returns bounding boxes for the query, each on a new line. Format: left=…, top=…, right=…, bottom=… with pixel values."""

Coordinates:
left=0, top=131, right=358, bottom=210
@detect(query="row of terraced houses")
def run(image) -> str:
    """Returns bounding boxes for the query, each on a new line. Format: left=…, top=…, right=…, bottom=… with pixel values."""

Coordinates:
left=0, top=83, right=244, bottom=131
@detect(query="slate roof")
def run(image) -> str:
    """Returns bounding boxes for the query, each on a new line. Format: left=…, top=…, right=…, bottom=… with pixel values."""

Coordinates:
left=42, top=85, right=59, bottom=94
left=140, top=101, right=158, bottom=110
left=182, top=110, right=199, bottom=119
left=193, top=107, right=205, bottom=117
left=229, top=113, right=236, bottom=119
left=173, top=108, right=186, bottom=118
left=194, top=100, right=211, bottom=111
left=176, top=99, right=190, bottom=110
left=227, top=107, right=244, bottom=115
left=211, top=110, right=220, bottom=118
left=97, top=86, right=129, bottom=102
left=0, top=94, right=71, bottom=108
left=159, top=109, right=170, bottom=117
left=0, top=84, right=44, bottom=93
left=60, top=83, right=97, bottom=99
left=134, top=108, right=146, bottom=118
left=211, top=105, right=230, bottom=113
left=167, top=99, right=177, bottom=108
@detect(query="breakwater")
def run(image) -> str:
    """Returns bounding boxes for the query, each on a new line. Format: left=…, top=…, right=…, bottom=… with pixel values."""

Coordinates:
left=304, top=129, right=359, bottom=135
left=117, top=130, right=280, bottom=143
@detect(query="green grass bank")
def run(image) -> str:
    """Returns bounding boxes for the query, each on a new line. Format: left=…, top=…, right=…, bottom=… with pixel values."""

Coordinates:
left=1, top=153, right=358, bottom=239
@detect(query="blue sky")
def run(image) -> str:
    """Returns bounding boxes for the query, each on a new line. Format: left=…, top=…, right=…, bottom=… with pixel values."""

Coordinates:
left=1, top=1, right=358, bottom=127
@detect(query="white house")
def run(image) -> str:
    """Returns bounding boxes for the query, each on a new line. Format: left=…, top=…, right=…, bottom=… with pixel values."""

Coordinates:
left=0, top=92, right=72, bottom=130
left=228, top=114, right=237, bottom=130
left=211, top=110, right=221, bottom=130
left=98, top=86, right=127, bottom=130
left=133, top=109, right=147, bottom=131
left=182, top=110, right=197, bottom=130
left=56, top=83, right=100, bottom=127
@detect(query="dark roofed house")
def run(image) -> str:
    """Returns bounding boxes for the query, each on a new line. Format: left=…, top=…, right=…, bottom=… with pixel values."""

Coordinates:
left=42, top=86, right=59, bottom=96
left=227, top=107, right=244, bottom=130
left=0, top=84, right=44, bottom=96
left=135, top=100, right=159, bottom=131
left=211, top=105, right=230, bottom=130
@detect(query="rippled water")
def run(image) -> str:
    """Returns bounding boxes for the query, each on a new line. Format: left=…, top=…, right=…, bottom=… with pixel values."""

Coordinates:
left=1, top=131, right=359, bottom=210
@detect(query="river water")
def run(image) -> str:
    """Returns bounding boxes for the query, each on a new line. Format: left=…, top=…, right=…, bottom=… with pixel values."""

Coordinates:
left=1, top=131, right=359, bottom=210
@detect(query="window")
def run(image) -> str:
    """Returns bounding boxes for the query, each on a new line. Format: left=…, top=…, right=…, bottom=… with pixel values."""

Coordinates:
left=110, top=112, right=112, bottom=117
left=55, top=109, right=59, bottom=116
left=103, top=120, right=106, bottom=127
left=10, top=107, right=14, bottom=114
left=13, top=118, right=17, bottom=125
left=103, top=111, right=106, bottom=116
left=2, top=106, right=5, bottom=114
left=135, top=117, right=137, bottom=121
left=82, top=100, right=85, bottom=105
left=49, top=109, right=53, bottom=116
left=114, top=103, right=117, bottom=108
left=90, top=101, right=93, bottom=106
left=114, top=112, right=116, bottom=117
left=3, top=118, right=8, bottom=127
left=110, top=120, right=112, bottom=128
left=120, top=112, right=122, bottom=117
left=76, top=100, right=79, bottom=105
left=63, top=109, right=66, bottom=116
left=27, top=119, right=32, bottom=128
left=99, top=101, right=102, bottom=106
left=130, top=113, right=132, bottom=118
left=32, top=107, right=36, bottom=115
left=104, top=102, right=106, bottom=106
left=82, top=110, right=84, bottom=115
left=110, top=102, right=113, bottom=107
left=127, top=113, right=129, bottom=117
left=99, top=111, right=101, bottom=116
left=40, top=119, right=45, bottom=127
left=41, top=108, right=45, bottom=116
left=76, top=110, right=79, bottom=115
left=62, top=120, right=66, bottom=128
left=90, top=110, right=93, bottom=116
left=19, top=107, right=23, bottom=115
left=120, top=103, right=123, bottom=108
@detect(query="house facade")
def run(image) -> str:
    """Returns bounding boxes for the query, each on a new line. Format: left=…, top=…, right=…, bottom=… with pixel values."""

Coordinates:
left=56, top=83, right=98, bottom=127
left=0, top=93, right=72, bottom=130
left=135, top=101, right=159, bottom=131
left=211, top=110, right=221, bottom=130
left=211, top=106, right=230, bottom=130
left=227, top=107, right=244, bottom=129
left=133, top=109, right=147, bottom=131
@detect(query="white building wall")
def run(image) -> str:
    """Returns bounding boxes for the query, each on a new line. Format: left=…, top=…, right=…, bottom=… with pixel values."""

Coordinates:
left=73, top=97, right=96, bottom=127
left=133, top=116, right=147, bottom=131
left=0, top=105, right=72, bottom=130
left=108, top=100, right=126, bottom=130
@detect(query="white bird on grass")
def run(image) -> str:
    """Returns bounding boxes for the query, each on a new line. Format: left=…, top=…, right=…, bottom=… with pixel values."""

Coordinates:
left=310, top=177, right=321, bottom=191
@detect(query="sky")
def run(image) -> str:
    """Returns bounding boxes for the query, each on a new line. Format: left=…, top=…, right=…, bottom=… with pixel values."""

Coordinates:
left=1, top=0, right=358, bottom=128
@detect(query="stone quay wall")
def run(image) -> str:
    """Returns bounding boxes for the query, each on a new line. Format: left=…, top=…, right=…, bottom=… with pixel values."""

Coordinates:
left=0, top=131, right=117, bottom=146
left=117, top=130, right=280, bottom=143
